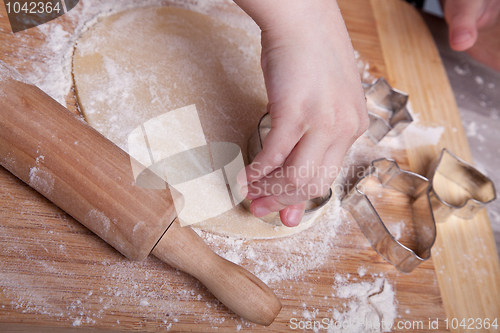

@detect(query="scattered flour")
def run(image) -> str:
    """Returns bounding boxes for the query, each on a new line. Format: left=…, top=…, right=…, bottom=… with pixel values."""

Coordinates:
left=200, top=197, right=347, bottom=285
left=12, top=0, right=254, bottom=106
left=387, top=222, right=404, bottom=241
left=0, top=60, right=33, bottom=84
left=28, top=167, right=55, bottom=195
left=453, top=65, right=468, bottom=76
left=404, top=123, right=445, bottom=148
left=354, top=50, right=374, bottom=82
left=491, top=109, right=500, bottom=120
left=380, top=111, right=445, bottom=150
left=331, top=277, right=396, bottom=333
left=465, top=121, right=478, bottom=137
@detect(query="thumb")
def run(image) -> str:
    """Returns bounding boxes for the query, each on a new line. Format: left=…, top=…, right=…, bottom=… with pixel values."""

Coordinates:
left=444, top=0, right=483, bottom=51
left=279, top=202, right=307, bottom=227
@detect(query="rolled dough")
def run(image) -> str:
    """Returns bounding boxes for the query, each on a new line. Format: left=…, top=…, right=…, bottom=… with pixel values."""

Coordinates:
left=73, top=6, right=324, bottom=238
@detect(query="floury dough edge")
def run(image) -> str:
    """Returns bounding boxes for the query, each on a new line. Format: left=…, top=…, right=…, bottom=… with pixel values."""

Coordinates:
left=72, top=5, right=329, bottom=239
left=73, top=6, right=266, bottom=152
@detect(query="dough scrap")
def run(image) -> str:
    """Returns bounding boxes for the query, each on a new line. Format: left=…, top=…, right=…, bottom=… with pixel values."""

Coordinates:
left=73, top=6, right=324, bottom=238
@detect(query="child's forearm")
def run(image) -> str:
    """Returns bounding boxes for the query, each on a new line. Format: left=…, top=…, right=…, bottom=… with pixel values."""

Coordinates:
left=234, top=0, right=342, bottom=33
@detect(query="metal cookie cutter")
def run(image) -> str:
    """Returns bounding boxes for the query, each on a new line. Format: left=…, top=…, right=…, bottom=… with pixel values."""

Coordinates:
left=363, top=78, right=413, bottom=143
left=427, top=149, right=496, bottom=222
left=341, top=158, right=436, bottom=273
left=245, top=113, right=332, bottom=225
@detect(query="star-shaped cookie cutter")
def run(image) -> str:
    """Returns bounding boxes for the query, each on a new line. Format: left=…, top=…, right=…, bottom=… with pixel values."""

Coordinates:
left=427, top=149, right=497, bottom=222
left=363, top=78, right=413, bottom=143
left=341, top=158, right=436, bottom=273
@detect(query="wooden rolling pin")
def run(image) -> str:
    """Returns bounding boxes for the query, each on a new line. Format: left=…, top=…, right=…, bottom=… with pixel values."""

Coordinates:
left=0, top=61, right=281, bottom=326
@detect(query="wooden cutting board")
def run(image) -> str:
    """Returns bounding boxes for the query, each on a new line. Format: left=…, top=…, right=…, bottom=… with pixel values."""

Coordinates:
left=1, top=0, right=499, bottom=332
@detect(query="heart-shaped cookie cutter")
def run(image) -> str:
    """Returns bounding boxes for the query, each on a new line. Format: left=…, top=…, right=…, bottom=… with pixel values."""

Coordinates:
left=363, top=77, right=413, bottom=143
left=427, top=148, right=496, bottom=222
left=341, top=158, right=436, bottom=273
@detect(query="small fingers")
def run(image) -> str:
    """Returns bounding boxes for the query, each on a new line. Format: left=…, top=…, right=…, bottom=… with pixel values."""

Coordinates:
left=444, top=0, right=483, bottom=50
left=246, top=138, right=342, bottom=200
left=237, top=117, right=303, bottom=185
left=280, top=130, right=332, bottom=187
left=248, top=145, right=344, bottom=219
left=249, top=200, right=306, bottom=228
left=280, top=202, right=307, bottom=227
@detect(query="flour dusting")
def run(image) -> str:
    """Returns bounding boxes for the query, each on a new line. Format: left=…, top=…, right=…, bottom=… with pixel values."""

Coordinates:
left=0, top=60, right=32, bottom=84
left=29, top=167, right=55, bottom=195
left=332, top=277, right=396, bottom=333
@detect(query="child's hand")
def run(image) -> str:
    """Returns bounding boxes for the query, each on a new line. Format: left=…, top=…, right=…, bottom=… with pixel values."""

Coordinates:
left=235, top=0, right=369, bottom=227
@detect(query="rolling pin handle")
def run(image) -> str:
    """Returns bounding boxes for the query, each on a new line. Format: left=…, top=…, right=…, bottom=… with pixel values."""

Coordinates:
left=152, top=219, right=282, bottom=326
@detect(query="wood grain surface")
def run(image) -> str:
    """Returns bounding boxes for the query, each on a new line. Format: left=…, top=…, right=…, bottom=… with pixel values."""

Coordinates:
left=371, top=0, right=500, bottom=329
left=0, top=0, right=498, bottom=332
